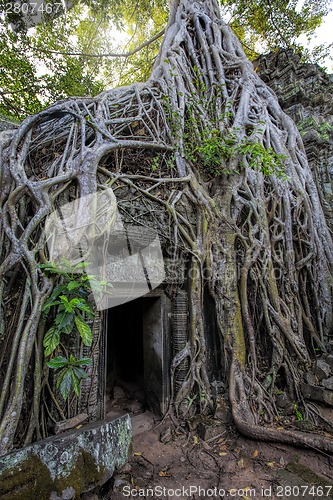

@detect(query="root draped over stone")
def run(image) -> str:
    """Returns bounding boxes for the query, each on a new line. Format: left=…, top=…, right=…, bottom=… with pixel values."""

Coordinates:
left=1, top=0, right=333, bottom=456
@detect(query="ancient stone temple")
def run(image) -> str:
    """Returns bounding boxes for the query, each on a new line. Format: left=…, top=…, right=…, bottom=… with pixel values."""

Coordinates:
left=82, top=50, right=333, bottom=429
left=1, top=4, right=333, bottom=492
left=255, top=49, right=333, bottom=228
left=67, top=226, right=221, bottom=423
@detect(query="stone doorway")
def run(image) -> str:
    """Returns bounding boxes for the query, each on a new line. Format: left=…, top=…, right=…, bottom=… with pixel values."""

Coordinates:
left=105, top=292, right=172, bottom=416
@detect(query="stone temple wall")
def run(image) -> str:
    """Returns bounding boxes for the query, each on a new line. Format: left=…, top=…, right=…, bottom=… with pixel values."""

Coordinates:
left=0, top=114, right=18, bottom=132
left=255, top=49, right=333, bottom=228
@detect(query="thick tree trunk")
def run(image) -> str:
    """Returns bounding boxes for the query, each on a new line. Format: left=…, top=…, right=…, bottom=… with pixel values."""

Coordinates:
left=1, top=0, right=333, bottom=455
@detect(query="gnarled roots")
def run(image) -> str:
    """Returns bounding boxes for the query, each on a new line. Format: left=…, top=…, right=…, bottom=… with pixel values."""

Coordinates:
left=0, top=0, right=333, bottom=455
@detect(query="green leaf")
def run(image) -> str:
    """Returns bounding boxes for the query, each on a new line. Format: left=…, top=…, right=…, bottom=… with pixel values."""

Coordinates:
left=49, top=284, right=66, bottom=301
left=39, top=263, right=66, bottom=276
left=39, top=262, right=60, bottom=273
left=55, top=310, right=74, bottom=332
left=42, top=299, right=61, bottom=314
left=57, top=368, right=72, bottom=400
left=73, top=366, right=88, bottom=380
left=75, top=301, right=93, bottom=314
left=75, top=357, right=92, bottom=367
left=71, top=372, right=80, bottom=396
left=42, top=285, right=66, bottom=315
left=59, top=295, right=73, bottom=312
left=43, top=327, right=60, bottom=356
left=47, top=356, right=68, bottom=369
left=59, top=258, right=73, bottom=269
left=74, top=316, right=92, bottom=346
left=85, top=275, right=97, bottom=283
left=67, top=281, right=82, bottom=291
left=61, top=323, right=74, bottom=335
left=69, top=298, right=81, bottom=307
left=71, top=261, right=89, bottom=271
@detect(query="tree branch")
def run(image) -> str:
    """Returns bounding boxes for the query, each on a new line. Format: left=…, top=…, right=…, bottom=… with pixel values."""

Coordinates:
left=36, top=28, right=165, bottom=58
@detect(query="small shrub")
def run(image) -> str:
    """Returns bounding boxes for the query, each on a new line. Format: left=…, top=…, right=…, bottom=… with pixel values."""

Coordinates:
left=40, top=259, right=112, bottom=400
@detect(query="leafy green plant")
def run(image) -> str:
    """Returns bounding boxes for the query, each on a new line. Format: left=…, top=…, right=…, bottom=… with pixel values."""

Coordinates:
left=185, top=128, right=235, bottom=174
left=237, top=141, right=287, bottom=179
left=41, top=261, right=95, bottom=354
left=199, top=392, right=206, bottom=403
left=151, top=156, right=160, bottom=171
left=184, top=125, right=287, bottom=179
left=293, top=404, right=303, bottom=421
left=40, top=259, right=111, bottom=400
left=185, top=394, right=197, bottom=408
left=47, top=355, right=92, bottom=400
left=179, top=79, right=287, bottom=179
left=192, top=64, right=207, bottom=93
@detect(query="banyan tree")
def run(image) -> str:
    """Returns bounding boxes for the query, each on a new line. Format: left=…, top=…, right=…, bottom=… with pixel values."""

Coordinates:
left=1, top=0, right=333, bottom=457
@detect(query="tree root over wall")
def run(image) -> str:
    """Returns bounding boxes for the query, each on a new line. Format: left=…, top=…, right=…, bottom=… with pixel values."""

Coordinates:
left=1, top=0, right=333, bottom=455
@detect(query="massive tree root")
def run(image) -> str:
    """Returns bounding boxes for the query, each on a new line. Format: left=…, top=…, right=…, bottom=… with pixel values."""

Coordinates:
left=1, top=0, right=333, bottom=455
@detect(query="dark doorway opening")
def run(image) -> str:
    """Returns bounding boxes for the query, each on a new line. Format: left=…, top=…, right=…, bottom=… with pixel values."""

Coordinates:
left=105, top=294, right=171, bottom=417
left=107, top=298, right=144, bottom=385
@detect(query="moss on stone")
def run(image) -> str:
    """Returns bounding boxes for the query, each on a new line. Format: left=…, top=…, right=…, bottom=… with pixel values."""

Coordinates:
left=53, top=450, right=107, bottom=496
left=0, top=449, right=107, bottom=499
left=0, top=454, right=53, bottom=500
left=0, top=416, right=132, bottom=498
left=298, top=117, right=333, bottom=141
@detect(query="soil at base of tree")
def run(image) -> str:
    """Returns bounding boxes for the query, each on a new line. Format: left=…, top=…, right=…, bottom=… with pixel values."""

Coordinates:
left=82, top=384, right=333, bottom=500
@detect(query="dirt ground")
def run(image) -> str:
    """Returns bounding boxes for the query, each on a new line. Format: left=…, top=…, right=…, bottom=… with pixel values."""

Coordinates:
left=85, top=384, right=333, bottom=500
left=109, top=421, right=333, bottom=499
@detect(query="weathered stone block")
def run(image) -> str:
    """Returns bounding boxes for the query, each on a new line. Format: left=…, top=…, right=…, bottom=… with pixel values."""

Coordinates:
left=322, top=377, right=333, bottom=391
left=0, top=415, right=132, bottom=499
left=324, top=354, right=333, bottom=371
left=304, top=372, right=317, bottom=385
left=197, top=421, right=226, bottom=441
left=159, top=426, right=173, bottom=444
left=214, top=399, right=233, bottom=424
left=314, top=359, right=332, bottom=380
left=301, top=383, right=333, bottom=407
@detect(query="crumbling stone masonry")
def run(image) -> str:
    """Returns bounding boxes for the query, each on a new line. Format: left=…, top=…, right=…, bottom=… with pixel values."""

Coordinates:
left=256, top=49, right=333, bottom=228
